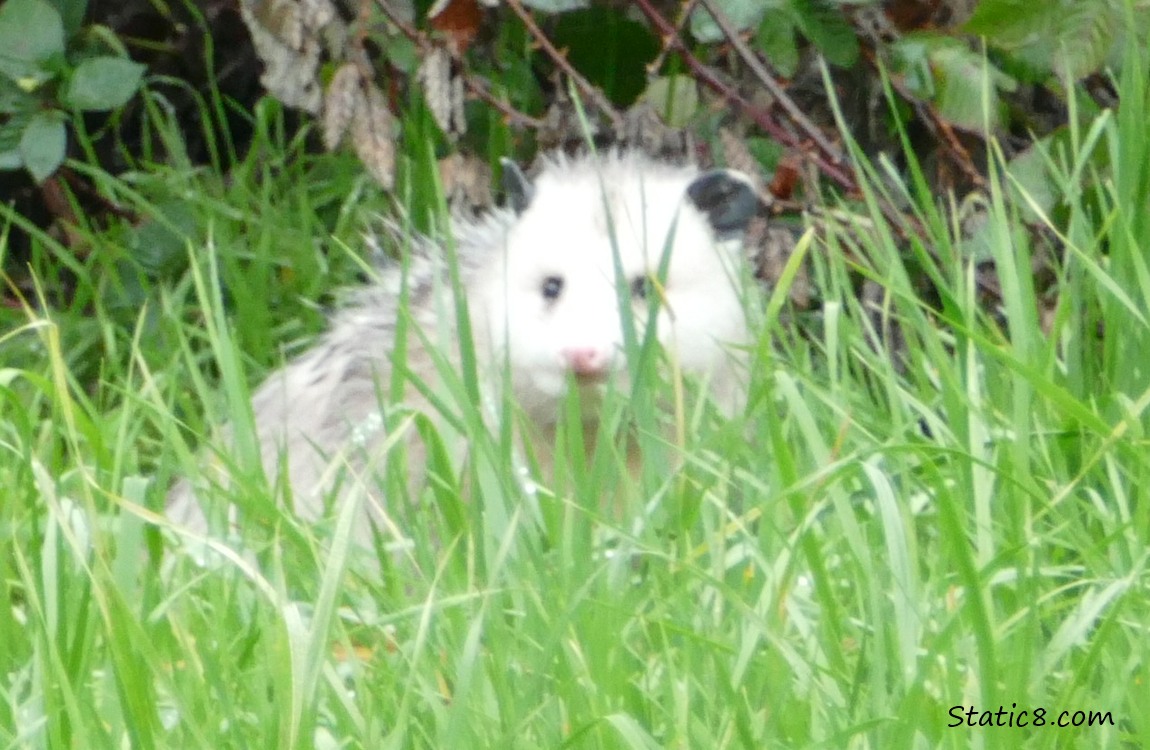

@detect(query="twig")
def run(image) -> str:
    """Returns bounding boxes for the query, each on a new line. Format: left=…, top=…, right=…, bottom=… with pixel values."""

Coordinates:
left=854, top=28, right=986, bottom=190
left=374, top=0, right=545, bottom=129
left=646, top=0, right=929, bottom=239
left=461, top=70, right=546, bottom=130
left=632, top=0, right=857, bottom=191
left=649, top=0, right=700, bottom=73
left=503, top=0, right=624, bottom=132
left=928, top=114, right=987, bottom=189
left=697, top=0, right=845, bottom=166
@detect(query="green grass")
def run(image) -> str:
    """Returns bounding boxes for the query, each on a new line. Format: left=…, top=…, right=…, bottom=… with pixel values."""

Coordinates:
left=3, top=69, right=1150, bottom=749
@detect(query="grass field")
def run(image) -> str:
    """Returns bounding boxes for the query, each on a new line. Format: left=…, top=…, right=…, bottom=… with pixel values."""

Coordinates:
left=3, top=67, right=1150, bottom=748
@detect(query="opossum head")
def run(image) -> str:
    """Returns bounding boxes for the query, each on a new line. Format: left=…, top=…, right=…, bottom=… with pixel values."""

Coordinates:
left=475, top=153, right=759, bottom=425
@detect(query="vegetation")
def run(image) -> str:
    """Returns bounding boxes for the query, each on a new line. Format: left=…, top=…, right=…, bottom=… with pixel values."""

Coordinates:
left=0, top=0, right=144, bottom=181
left=2, top=0, right=1150, bottom=747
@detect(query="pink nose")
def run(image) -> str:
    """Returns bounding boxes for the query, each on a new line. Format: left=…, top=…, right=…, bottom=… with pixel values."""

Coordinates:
left=562, top=346, right=610, bottom=376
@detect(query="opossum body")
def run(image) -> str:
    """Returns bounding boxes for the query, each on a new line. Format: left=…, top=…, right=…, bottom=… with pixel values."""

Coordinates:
left=167, top=151, right=759, bottom=536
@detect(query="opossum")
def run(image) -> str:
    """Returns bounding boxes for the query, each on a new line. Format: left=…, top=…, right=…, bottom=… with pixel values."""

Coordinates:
left=167, top=151, right=759, bottom=539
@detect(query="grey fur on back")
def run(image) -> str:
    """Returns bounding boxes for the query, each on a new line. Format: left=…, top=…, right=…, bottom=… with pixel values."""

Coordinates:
left=166, top=227, right=495, bottom=538
left=166, top=151, right=760, bottom=541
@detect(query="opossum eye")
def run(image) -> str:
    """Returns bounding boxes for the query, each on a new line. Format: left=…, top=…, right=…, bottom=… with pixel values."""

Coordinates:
left=541, top=275, right=565, bottom=301
left=630, top=275, right=650, bottom=300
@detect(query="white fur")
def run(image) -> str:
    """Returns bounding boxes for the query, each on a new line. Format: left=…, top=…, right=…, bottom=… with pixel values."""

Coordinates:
left=167, top=152, right=753, bottom=538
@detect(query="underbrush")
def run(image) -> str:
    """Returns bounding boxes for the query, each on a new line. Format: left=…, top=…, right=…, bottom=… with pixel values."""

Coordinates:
left=2, top=72, right=1149, bottom=750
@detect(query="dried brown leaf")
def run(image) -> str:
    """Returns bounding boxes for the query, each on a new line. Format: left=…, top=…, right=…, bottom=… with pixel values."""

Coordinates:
left=323, top=63, right=361, bottom=150
left=428, top=0, right=483, bottom=55
left=768, top=154, right=803, bottom=202
left=238, top=0, right=341, bottom=113
left=417, top=46, right=466, bottom=137
left=351, top=81, right=397, bottom=188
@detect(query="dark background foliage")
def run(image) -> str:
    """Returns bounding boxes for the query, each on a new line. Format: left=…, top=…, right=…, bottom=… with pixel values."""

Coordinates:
left=0, top=0, right=1143, bottom=318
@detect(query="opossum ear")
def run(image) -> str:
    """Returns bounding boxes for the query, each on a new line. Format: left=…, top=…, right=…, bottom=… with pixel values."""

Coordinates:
left=500, top=158, right=535, bottom=214
left=686, top=170, right=759, bottom=235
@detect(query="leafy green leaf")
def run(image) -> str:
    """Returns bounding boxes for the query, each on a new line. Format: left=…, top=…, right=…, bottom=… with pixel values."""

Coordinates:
left=756, top=9, right=799, bottom=78
left=1006, top=124, right=1110, bottom=221
left=965, top=0, right=1122, bottom=80
left=46, top=0, right=88, bottom=38
left=0, top=110, right=27, bottom=149
left=550, top=8, right=659, bottom=107
left=643, top=76, right=699, bottom=129
left=690, top=0, right=776, bottom=44
left=891, top=34, right=1016, bottom=133
left=1006, top=141, right=1060, bottom=221
left=19, top=109, right=66, bottom=181
left=0, top=149, right=21, bottom=170
left=0, top=0, right=66, bottom=84
left=0, top=75, right=32, bottom=114
left=931, top=44, right=1013, bottom=132
left=63, top=56, right=145, bottom=111
left=964, top=0, right=1050, bottom=45
left=0, top=114, right=24, bottom=169
left=128, top=199, right=201, bottom=273
left=793, top=0, right=858, bottom=68
left=744, top=136, right=785, bottom=173
left=1049, top=0, right=1118, bottom=79
left=891, top=37, right=936, bottom=100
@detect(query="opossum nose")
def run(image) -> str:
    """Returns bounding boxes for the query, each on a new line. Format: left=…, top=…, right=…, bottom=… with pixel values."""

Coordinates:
left=562, top=346, right=611, bottom=378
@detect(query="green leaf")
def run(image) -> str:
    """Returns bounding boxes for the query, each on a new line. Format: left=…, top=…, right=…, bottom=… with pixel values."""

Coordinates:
left=1049, top=0, right=1119, bottom=79
left=46, top=0, right=88, bottom=38
left=1006, top=141, right=1060, bottom=221
left=965, top=0, right=1121, bottom=80
left=891, top=34, right=1016, bottom=133
left=550, top=8, right=659, bottom=107
left=0, top=110, right=24, bottom=169
left=63, top=56, right=146, bottom=111
left=643, top=75, right=699, bottom=129
left=931, top=44, right=1012, bottom=131
left=19, top=109, right=66, bottom=182
left=690, top=0, right=776, bottom=44
left=127, top=199, right=201, bottom=273
left=964, top=0, right=1050, bottom=45
left=756, top=9, right=800, bottom=78
left=0, top=149, right=21, bottom=170
left=0, top=75, right=33, bottom=114
left=0, top=0, right=65, bottom=83
left=892, top=37, right=937, bottom=100
left=1006, top=123, right=1110, bottom=221
left=793, top=0, right=858, bottom=68
left=0, top=111, right=27, bottom=150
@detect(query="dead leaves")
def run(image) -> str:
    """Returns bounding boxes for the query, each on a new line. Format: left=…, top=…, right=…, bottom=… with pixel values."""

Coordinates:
left=239, top=0, right=340, bottom=114
left=323, top=63, right=396, bottom=188
left=417, top=47, right=466, bottom=139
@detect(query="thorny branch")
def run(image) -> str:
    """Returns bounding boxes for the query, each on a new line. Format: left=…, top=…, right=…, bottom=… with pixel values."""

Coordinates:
left=697, top=0, right=845, bottom=166
left=631, top=0, right=859, bottom=192
left=502, top=0, right=625, bottom=132
left=373, top=0, right=545, bottom=129
left=648, top=0, right=700, bottom=74
left=850, top=13, right=985, bottom=190
left=635, top=0, right=944, bottom=244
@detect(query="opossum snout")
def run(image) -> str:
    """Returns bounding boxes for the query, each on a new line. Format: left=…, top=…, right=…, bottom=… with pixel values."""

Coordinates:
left=561, top=346, right=613, bottom=380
